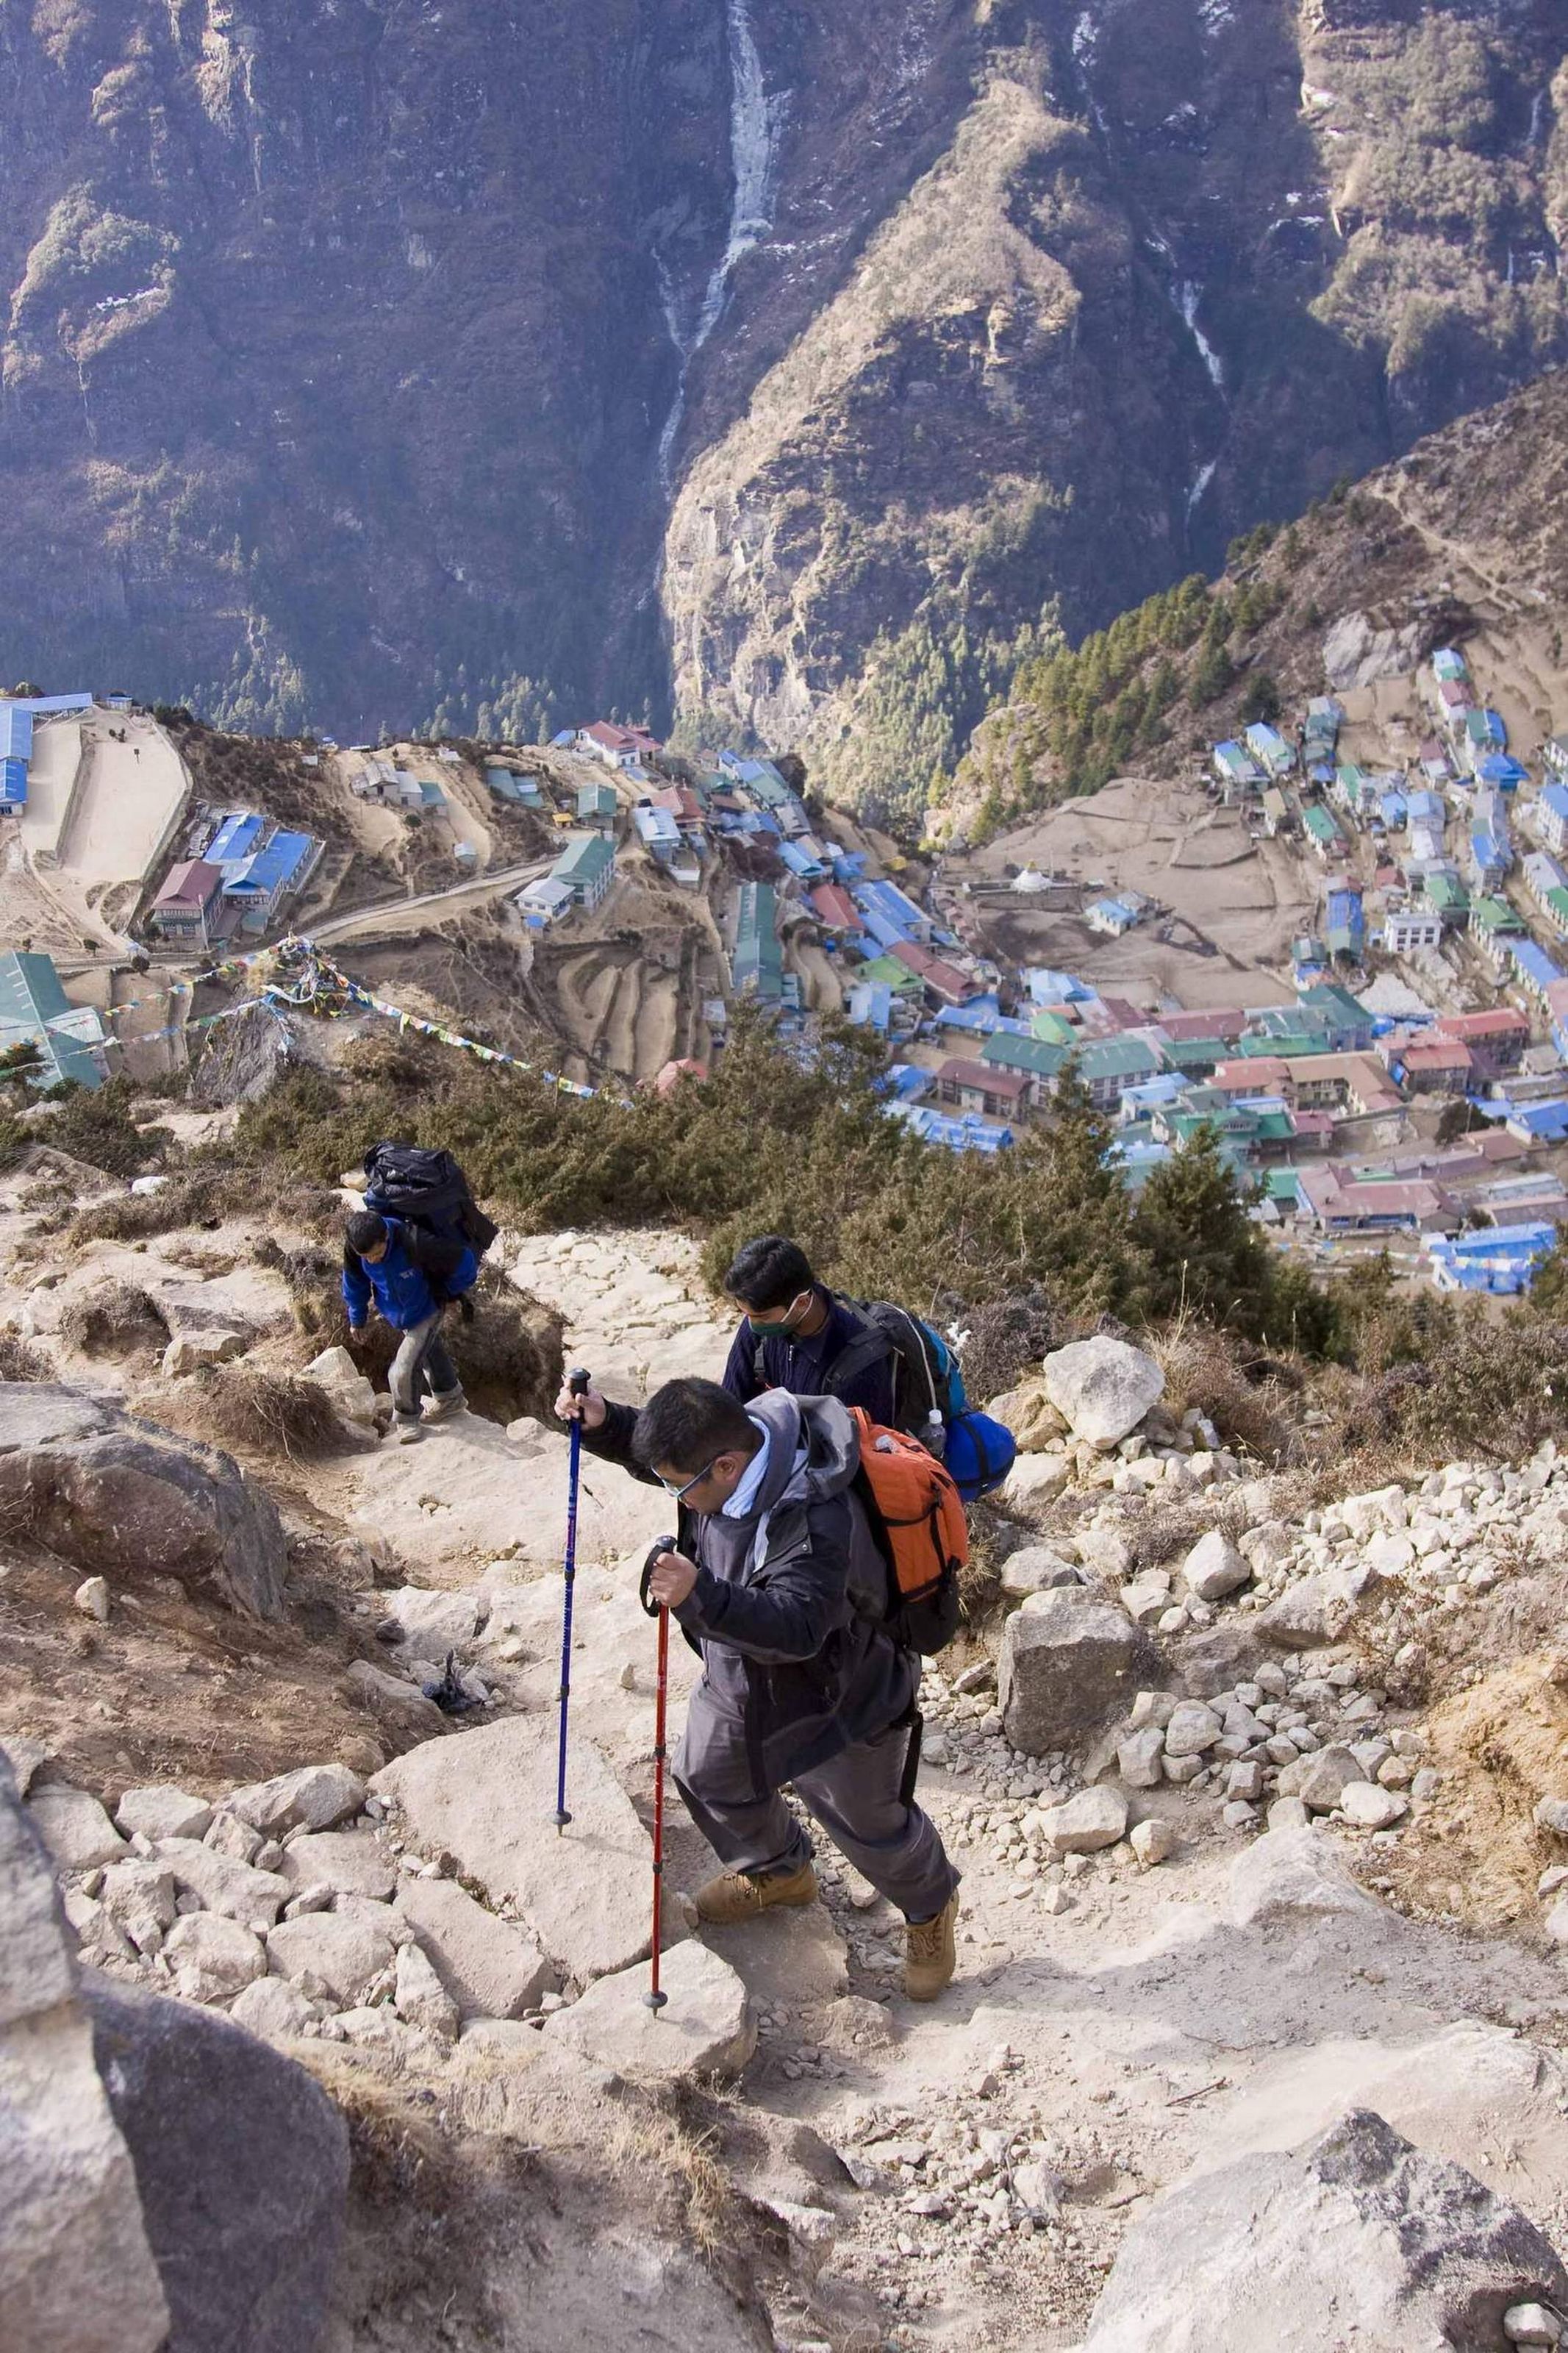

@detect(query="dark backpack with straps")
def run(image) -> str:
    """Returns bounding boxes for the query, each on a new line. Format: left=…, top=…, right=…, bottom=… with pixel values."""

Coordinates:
left=362, top=1143, right=499, bottom=1257
left=753, top=1296, right=1017, bottom=1505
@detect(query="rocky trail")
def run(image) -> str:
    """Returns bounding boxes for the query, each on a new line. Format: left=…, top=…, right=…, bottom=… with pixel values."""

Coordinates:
left=7, top=1176, right=1568, bottom=2350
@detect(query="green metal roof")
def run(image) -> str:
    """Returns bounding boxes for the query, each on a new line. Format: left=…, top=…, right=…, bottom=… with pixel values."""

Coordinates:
left=856, top=954, right=923, bottom=993
left=576, top=782, right=617, bottom=818
left=552, top=832, right=615, bottom=887
left=0, top=949, right=104, bottom=1090
left=1470, top=894, right=1521, bottom=932
left=982, top=1033, right=1070, bottom=1077
left=1547, top=888, right=1568, bottom=926
left=1303, top=804, right=1341, bottom=843
left=1425, top=874, right=1469, bottom=912
left=1030, top=1010, right=1077, bottom=1046
left=1298, top=981, right=1367, bottom=1027
left=1077, top=1035, right=1162, bottom=1080
left=1161, top=1037, right=1225, bottom=1071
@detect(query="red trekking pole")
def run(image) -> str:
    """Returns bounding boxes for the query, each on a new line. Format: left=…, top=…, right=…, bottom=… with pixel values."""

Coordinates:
left=640, top=1536, right=675, bottom=2015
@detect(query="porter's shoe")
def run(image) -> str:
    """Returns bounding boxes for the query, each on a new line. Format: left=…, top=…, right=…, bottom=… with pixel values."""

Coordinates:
left=694, top=1862, right=819, bottom=1925
left=903, top=1893, right=959, bottom=2001
left=393, top=1419, right=423, bottom=1446
left=423, top=1389, right=467, bottom=1423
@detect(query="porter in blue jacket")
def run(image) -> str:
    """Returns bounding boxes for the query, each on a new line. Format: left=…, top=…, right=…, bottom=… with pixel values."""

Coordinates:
left=342, top=1211, right=476, bottom=1440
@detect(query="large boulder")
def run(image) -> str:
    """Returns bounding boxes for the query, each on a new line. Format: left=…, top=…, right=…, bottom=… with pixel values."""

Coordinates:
left=1040, top=1338, right=1164, bottom=1450
left=83, top=1971, right=349, bottom=2353
left=372, top=1715, right=657, bottom=1983
left=0, top=1760, right=170, bottom=2353
left=543, top=1938, right=755, bottom=2086
left=0, top=1384, right=287, bottom=1619
left=1081, top=2107, right=1568, bottom=2351
left=999, top=1591, right=1162, bottom=1754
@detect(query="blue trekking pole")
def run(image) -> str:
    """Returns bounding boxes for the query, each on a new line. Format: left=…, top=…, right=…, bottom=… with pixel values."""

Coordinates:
left=553, top=1368, right=590, bottom=1830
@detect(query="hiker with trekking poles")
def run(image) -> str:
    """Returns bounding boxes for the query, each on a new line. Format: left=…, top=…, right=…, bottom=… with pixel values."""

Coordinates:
left=556, top=1370, right=965, bottom=2002
left=342, top=1142, right=498, bottom=1446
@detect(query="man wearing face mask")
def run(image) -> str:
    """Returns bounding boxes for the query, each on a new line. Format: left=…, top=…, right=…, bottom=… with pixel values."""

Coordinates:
left=554, top=1371, right=960, bottom=2001
left=720, top=1235, right=900, bottom=1427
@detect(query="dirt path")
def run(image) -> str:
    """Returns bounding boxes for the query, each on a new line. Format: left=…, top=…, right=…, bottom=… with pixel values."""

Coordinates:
left=307, top=858, right=549, bottom=944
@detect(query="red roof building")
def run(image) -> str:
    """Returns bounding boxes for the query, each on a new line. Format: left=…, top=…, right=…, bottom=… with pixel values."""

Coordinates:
left=888, top=938, right=976, bottom=1007
left=936, top=1057, right=1031, bottom=1118
left=149, top=858, right=224, bottom=946
left=1433, top=1007, right=1530, bottom=1076
left=809, top=883, right=862, bottom=932
left=1159, top=1006, right=1247, bottom=1043
left=1398, top=1038, right=1475, bottom=1094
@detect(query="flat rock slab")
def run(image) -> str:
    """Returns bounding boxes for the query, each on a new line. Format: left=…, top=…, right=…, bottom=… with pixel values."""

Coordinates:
left=372, top=1715, right=654, bottom=1983
left=395, top=1875, right=554, bottom=2020
left=544, top=1938, right=755, bottom=2085
left=347, top=1412, right=667, bottom=1572
left=700, top=1899, right=849, bottom=2010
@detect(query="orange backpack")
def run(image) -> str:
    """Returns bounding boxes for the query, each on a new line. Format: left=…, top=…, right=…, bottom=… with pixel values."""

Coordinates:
left=848, top=1408, right=967, bottom=1654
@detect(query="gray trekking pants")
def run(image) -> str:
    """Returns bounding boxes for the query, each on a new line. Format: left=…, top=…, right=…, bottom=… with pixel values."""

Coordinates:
left=388, top=1310, right=462, bottom=1427
left=673, top=1685, right=958, bottom=1924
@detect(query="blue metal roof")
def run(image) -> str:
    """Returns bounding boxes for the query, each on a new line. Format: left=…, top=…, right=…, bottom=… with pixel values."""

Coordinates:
left=222, top=829, right=314, bottom=900
left=1510, top=938, right=1564, bottom=987
left=0, top=707, right=33, bottom=763
left=207, top=810, right=265, bottom=865
left=1543, top=785, right=1568, bottom=828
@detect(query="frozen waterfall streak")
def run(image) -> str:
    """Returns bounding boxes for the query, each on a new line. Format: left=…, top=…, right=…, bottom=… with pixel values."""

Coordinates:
left=1173, top=282, right=1225, bottom=529
left=656, top=0, right=781, bottom=488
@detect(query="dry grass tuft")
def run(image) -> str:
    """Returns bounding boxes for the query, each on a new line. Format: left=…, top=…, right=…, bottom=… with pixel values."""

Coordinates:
left=157, top=1365, right=371, bottom=1461
left=1150, top=1324, right=1295, bottom=1465
left=57, top=1282, right=168, bottom=1358
left=0, top=1334, right=52, bottom=1381
left=604, top=2104, right=734, bottom=2262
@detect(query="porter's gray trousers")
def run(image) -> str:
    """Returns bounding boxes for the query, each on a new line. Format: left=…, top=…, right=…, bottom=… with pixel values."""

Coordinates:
left=388, top=1311, right=462, bottom=1426
left=673, top=1682, right=959, bottom=1923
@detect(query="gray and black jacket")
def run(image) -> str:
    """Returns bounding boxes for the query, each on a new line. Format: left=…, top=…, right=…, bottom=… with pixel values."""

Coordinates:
left=581, top=1388, right=916, bottom=1795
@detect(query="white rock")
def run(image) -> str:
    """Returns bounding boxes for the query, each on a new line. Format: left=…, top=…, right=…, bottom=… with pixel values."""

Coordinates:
left=394, top=1938, right=460, bottom=2044
left=1042, top=1338, right=1164, bottom=1449
left=1182, top=1532, right=1250, bottom=1603
left=1505, top=2302, right=1564, bottom=2346
left=372, top=1715, right=655, bottom=1983
left=997, top=1453, right=1072, bottom=1516
left=226, top=1763, right=366, bottom=1838
left=161, top=1327, right=246, bottom=1378
left=1040, top=1787, right=1128, bottom=1855
left=1000, top=1545, right=1082, bottom=1599
left=544, top=1938, right=755, bottom=2085
left=74, top=1575, right=112, bottom=1622
left=1130, top=1818, right=1175, bottom=1869
left=279, top=1832, right=396, bottom=1902
left=115, top=1785, right=213, bottom=1843
left=227, top=1975, right=321, bottom=2040
left=302, top=1345, right=378, bottom=1425
left=1162, top=1702, right=1223, bottom=1760
left=98, top=1861, right=176, bottom=1953
left=1225, top=1828, right=1378, bottom=1929
left=395, top=1874, right=554, bottom=2020
left=165, top=1912, right=268, bottom=2002
left=25, top=1785, right=128, bottom=1871
left=1118, top=1729, right=1167, bottom=1788
left=265, top=1912, right=397, bottom=2006
left=154, top=1838, right=290, bottom=1932
left=1339, top=1782, right=1408, bottom=1831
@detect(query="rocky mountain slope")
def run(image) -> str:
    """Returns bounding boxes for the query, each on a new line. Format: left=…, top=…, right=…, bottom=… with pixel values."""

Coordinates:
left=0, top=1, right=1564, bottom=774
left=948, top=364, right=1568, bottom=837
left=8, top=1142, right=1568, bottom=2349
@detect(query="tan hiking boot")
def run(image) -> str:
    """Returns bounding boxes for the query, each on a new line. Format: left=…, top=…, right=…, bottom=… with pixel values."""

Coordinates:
left=904, top=1893, right=959, bottom=2002
left=695, top=1861, right=819, bottom=1926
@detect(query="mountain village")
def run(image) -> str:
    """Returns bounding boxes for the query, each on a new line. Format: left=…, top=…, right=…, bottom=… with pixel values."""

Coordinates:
left=7, top=606, right=1568, bottom=1297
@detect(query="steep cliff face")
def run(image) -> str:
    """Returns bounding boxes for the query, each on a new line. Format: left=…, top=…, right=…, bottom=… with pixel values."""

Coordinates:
left=0, top=0, right=1563, bottom=760
left=0, top=0, right=731, bottom=733
left=661, top=0, right=1568, bottom=807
